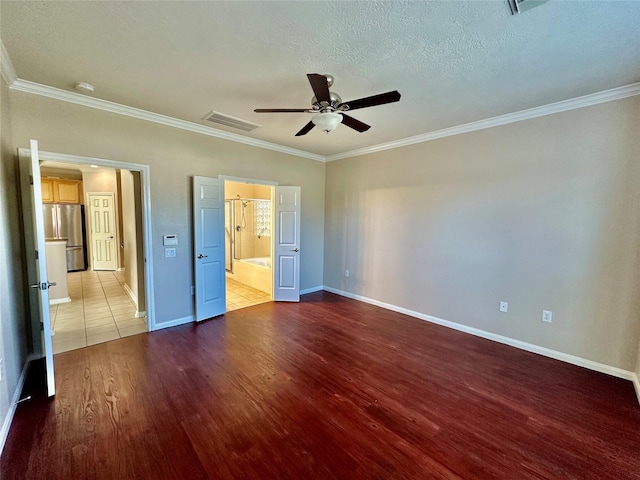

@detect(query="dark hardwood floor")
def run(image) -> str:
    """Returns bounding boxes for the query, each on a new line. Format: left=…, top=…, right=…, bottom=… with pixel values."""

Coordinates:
left=2, top=291, right=639, bottom=479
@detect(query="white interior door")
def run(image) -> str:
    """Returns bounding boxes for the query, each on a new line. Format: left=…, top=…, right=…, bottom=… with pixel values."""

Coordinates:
left=193, top=176, right=226, bottom=321
left=88, top=193, right=117, bottom=271
left=20, top=140, right=56, bottom=397
left=273, top=186, right=301, bottom=302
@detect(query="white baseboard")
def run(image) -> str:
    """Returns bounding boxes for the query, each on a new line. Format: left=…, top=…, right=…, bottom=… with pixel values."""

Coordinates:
left=632, top=374, right=640, bottom=408
left=122, top=283, right=138, bottom=309
left=152, top=315, right=194, bottom=331
left=323, top=286, right=636, bottom=383
left=300, top=285, right=324, bottom=295
left=135, top=310, right=146, bottom=318
left=49, top=296, right=71, bottom=305
left=0, top=355, right=32, bottom=456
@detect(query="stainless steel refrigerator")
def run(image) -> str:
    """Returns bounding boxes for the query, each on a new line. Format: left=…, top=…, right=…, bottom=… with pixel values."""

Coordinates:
left=42, top=204, right=87, bottom=271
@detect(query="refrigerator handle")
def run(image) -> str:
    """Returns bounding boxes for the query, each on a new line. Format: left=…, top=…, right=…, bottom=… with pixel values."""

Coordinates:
left=55, top=204, right=61, bottom=238
left=51, top=204, right=57, bottom=238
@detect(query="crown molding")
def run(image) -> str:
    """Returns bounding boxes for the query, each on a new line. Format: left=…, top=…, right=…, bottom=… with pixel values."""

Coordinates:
left=9, top=79, right=325, bottom=162
left=7, top=70, right=639, bottom=164
left=0, top=40, right=17, bottom=86
left=326, top=82, right=640, bottom=162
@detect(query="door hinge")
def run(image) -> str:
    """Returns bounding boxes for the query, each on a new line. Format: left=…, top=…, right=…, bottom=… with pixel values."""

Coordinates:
left=30, top=175, right=34, bottom=185
left=35, top=250, right=39, bottom=260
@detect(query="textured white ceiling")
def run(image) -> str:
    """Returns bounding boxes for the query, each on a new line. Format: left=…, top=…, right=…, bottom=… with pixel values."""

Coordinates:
left=2, top=1, right=639, bottom=157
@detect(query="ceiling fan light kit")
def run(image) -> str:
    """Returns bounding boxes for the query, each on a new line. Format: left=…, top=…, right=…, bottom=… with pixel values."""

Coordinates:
left=312, top=112, right=342, bottom=133
left=254, top=73, right=401, bottom=136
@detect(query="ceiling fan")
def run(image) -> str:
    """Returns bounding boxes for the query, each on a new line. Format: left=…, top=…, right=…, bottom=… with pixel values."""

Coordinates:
left=254, top=74, right=401, bottom=136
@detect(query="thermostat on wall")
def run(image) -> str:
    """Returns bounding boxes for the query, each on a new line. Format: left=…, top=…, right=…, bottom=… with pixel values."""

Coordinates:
left=163, top=235, right=178, bottom=246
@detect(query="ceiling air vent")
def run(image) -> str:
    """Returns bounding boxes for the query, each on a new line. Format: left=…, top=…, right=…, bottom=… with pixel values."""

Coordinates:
left=202, top=111, right=261, bottom=132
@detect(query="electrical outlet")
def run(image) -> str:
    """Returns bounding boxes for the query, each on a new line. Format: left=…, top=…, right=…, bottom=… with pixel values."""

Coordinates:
left=542, top=310, right=553, bottom=323
left=344, top=270, right=350, bottom=277
left=499, top=301, right=508, bottom=313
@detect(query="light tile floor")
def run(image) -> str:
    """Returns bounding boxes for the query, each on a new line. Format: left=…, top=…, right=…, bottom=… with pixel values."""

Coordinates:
left=50, top=270, right=147, bottom=354
left=226, top=276, right=271, bottom=311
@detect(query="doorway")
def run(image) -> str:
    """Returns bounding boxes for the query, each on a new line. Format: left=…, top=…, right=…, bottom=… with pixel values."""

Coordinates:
left=37, top=157, right=151, bottom=354
left=224, top=180, right=273, bottom=311
left=193, top=176, right=301, bottom=321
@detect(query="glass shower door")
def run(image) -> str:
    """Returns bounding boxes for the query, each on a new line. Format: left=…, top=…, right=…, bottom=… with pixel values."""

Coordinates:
left=224, top=200, right=233, bottom=272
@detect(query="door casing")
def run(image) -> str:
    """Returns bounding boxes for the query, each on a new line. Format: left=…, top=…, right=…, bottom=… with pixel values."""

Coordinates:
left=19, top=148, right=156, bottom=332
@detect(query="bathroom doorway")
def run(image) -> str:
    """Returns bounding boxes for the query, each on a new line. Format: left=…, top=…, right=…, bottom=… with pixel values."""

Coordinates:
left=224, top=180, right=274, bottom=311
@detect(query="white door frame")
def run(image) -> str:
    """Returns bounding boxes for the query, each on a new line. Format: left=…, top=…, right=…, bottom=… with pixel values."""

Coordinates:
left=219, top=175, right=277, bottom=302
left=218, top=175, right=278, bottom=187
left=18, top=149, right=157, bottom=331
left=218, top=176, right=301, bottom=303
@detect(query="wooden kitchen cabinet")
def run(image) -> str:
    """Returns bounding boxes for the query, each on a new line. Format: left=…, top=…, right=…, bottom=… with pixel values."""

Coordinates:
left=55, top=179, right=83, bottom=203
left=41, top=178, right=55, bottom=203
left=41, top=178, right=83, bottom=204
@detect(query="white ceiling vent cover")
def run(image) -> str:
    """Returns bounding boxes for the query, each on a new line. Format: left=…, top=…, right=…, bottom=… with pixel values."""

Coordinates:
left=202, top=111, right=261, bottom=132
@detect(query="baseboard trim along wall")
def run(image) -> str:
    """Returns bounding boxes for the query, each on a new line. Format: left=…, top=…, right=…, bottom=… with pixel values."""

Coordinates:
left=633, top=374, right=640, bottom=407
left=0, top=355, right=33, bottom=455
left=49, top=297, right=71, bottom=305
left=300, top=285, right=324, bottom=295
left=323, top=286, right=636, bottom=383
left=123, top=283, right=138, bottom=310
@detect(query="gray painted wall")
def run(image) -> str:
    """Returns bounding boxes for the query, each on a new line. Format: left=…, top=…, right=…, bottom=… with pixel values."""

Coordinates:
left=0, top=76, right=29, bottom=444
left=10, top=91, right=325, bottom=327
left=120, top=169, right=145, bottom=313
left=324, top=97, right=640, bottom=371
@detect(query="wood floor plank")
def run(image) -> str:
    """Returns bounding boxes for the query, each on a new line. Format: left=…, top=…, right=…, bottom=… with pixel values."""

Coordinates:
left=2, top=292, right=639, bottom=479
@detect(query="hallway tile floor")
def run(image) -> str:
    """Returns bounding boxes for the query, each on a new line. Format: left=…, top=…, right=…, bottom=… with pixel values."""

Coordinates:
left=226, top=277, right=271, bottom=311
left=50, top=270, right=147, bottom=354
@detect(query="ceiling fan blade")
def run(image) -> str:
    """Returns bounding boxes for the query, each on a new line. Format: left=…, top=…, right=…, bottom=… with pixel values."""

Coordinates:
left=307, top=73, right=331, bottom=103
left=339, top=90, right=401, bottom=111
left=254, top=108, right=309, bottom=113
left=341, top=114, right=371, bottom=133
left=295, top=121, right=315, bottom=136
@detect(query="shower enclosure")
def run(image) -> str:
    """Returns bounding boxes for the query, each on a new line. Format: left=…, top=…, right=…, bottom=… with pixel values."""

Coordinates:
left=224, top=198, right=272, bottom=274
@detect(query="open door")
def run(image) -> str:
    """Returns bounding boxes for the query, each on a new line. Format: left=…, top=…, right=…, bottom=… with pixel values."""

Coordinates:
left=193, top=176, right=226, bottom=321
left=19, top=140, right=56, bottom=396
left=273, top=186, right=301, bottom=302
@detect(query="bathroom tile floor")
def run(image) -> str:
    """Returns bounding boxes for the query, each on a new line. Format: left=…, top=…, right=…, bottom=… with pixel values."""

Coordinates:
left=226, top=277, right=271, bottom=311
left=50, top=270, right=147, bottom=354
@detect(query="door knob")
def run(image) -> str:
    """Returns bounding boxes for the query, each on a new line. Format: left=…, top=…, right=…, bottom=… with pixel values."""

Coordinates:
left=47, top=281, right=57, bottom=289
left=30, top=283, right=42, bottom=289
left=197, top=254, right=208, bottom=259
left=290, top=248, right=299, bottom=252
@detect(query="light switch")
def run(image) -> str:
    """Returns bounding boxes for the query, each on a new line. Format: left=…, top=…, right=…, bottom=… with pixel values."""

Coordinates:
left=165, top=247, right=176, bottom=258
